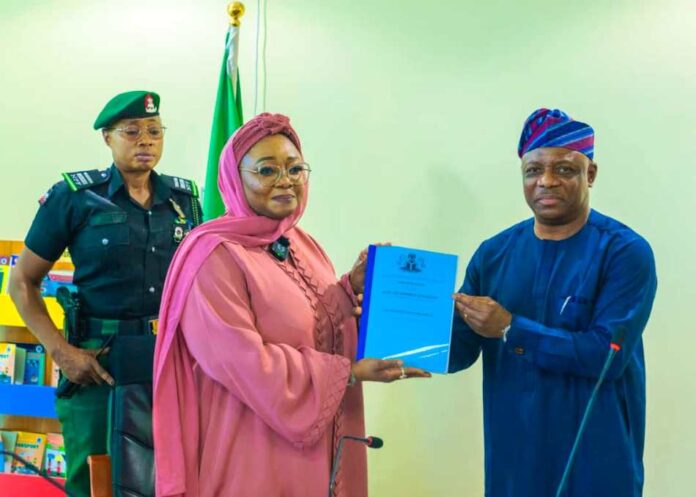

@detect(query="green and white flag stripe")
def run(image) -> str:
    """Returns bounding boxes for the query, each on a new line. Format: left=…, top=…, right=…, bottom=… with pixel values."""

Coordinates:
left=203, top=24, right=244, bottom=221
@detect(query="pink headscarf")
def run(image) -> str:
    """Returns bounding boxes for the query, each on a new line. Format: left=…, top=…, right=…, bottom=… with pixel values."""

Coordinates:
left=152, top=113, right=307, bottom=495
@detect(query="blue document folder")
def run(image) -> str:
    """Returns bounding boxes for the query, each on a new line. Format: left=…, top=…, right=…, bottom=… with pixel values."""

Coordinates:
left=357, top=245, right=458, bottom=374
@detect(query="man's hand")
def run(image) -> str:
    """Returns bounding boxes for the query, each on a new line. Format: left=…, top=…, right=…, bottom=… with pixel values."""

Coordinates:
left=52, top=342, right=114, bottom=386
left=452, top=293, right=512, bottom=339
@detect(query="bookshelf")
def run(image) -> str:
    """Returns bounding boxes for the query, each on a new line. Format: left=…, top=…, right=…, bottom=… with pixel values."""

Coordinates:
left=1, top=240, right=66, bottom=495
left=0, top=294, right=64, bottom=330
left=0, top=384, right=57, bottom=418
left=0, top=473, right=67, bottom=496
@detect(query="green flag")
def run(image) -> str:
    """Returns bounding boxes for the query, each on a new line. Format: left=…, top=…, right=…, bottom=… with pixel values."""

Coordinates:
left=203, top=25, right=244, bottom=220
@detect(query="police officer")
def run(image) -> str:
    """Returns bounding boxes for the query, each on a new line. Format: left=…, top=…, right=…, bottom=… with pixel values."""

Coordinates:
left=9, top=90, right=201, bottom=497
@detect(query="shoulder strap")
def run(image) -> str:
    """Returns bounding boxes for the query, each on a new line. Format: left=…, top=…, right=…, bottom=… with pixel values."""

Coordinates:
left=61, top=169, right=110, bottom=192
left=160, top=175, right=199, bottom=198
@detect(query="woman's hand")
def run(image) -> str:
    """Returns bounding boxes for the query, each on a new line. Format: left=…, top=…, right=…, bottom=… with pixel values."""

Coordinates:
left=351, top=358, right=431, bottom=383
left=352, top=293, right=363, bottom=317
left=53, top=342, right=114, bottom=386
left=348, top=242, right=392, bottom=295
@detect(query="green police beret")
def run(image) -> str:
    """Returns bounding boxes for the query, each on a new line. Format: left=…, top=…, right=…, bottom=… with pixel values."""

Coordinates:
left=93, top=90, right=160, bottom=129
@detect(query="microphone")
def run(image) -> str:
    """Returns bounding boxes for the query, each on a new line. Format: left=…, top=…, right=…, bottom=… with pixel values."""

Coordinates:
left=555, top=326, right=627, bottom=497
left=328, top=435, right=383, bottom=497
left=268, top=236, right=290, bottom=261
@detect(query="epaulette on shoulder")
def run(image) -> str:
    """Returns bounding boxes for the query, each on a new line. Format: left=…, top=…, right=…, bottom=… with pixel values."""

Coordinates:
left=61, top=169, right=110, bottom=192
left=161, top=174, right=199, bottom=197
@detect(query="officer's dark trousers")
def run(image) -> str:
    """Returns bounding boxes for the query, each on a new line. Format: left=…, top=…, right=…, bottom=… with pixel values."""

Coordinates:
left=55, top=339, right=109, bottom=497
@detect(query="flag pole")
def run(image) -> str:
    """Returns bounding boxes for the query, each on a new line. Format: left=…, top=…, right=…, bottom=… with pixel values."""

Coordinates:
left=202, top=2, right=246, bottom=221
left=228, top=2, right=245, bottom=26
left=225, top=2, right=245, bottom=97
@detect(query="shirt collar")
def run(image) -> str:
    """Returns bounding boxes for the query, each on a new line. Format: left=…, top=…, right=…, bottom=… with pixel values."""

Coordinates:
left=107, top=164, right=124, bottom=198
left=150, top=170, right=172, bottom=205
left=106, top=164, right=172, bottom=206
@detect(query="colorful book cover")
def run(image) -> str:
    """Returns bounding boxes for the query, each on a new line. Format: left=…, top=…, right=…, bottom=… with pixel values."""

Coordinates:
left=0, top=254, right=11, bottom=294
left=0, top=430, right=18, bottom=473
left=44, top=433, right=66, bottom=477
left=48, top=270, right=74, bottom=283
left=57, top=248, right=72, bottom=264
left=17, top=343, right=46, bottom=386
left=13, top=346, right=26, bottom=384
left=40, top=269, right=76, bottom=297
left=11, top=431, right=47, bottom=475
left=0, top=265, right=8, bottom=294
left=50, top=360, right=60, bottom=387
left=357, top=245, right=458, bottom=374
left=3, top=254, right=19, bottom=296
left=0, top=343, right=16, bottom=384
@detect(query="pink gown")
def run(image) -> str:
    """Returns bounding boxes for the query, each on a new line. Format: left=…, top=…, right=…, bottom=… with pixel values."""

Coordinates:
left=155, top=227, right=367, bottom=497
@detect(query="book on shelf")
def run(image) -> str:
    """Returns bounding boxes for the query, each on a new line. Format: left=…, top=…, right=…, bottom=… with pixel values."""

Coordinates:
left=14, top=346, right=26, bottom=384
left=57, top=248, right=72, bottom=264
left=41, top=269, right=76, bottom=297
left=0, top=342, right=50, bottom=386
left=45, top=433, right=66, bottom=477
left=0, top=430, right=67, bottom=476
left=17, top=343, right=46, bottom=386
left=0, top=254, right=19, bottom=295
left=0, top=342, right=17, bottom=383
left=0, top=342, right=26, bottom=384
left=11, top=431, right=47, bottom=475
left=0, top=251, right=76, bottom=296
left=50, top=360, right=60, bottom=387
left=0, top=265, right=8, bottom=294
left=0, top=430, right=66, bottom=474
left=0, top=430, right=18, bottom=473
left=0, top=343, right=11, bottom=384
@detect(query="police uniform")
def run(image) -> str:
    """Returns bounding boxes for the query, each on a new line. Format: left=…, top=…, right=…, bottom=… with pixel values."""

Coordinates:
left=27, top=166, right=201, bottom=320
left=23, top=91, right=202, bottom=497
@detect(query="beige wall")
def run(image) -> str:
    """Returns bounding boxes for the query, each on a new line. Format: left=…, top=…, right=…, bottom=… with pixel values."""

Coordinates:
left=1, top=1, right=693, bottom=495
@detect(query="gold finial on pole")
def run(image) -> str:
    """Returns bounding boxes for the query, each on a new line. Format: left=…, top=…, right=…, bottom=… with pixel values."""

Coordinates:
left=227, top=2, right=245, bottom=27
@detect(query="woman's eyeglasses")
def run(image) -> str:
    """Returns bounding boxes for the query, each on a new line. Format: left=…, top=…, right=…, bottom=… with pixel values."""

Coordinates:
left=239, top=163, right=311, bottom=186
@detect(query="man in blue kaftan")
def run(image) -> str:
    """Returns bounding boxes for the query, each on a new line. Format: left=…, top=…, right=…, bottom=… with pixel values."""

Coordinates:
left=450, top=108, right=657, bottom=497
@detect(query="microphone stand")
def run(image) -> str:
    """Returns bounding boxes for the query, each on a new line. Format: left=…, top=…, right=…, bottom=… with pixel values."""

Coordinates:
left=328, top=437, right=348, bottom=497
left=328, top=435, right=383, bottom=497
left=555, top=329, right=625, bottom=497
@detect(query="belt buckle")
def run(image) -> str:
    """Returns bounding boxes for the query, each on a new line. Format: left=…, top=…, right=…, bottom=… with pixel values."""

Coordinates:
left=148, top=319, right=159, bottom=335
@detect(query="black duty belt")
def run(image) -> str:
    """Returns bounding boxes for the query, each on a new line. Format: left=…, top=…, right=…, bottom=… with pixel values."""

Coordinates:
left=81, top=316, right=159, bottom=339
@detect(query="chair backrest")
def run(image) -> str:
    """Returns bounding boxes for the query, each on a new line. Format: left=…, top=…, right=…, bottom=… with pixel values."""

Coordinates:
left=88, top=454, right=113, bottom=497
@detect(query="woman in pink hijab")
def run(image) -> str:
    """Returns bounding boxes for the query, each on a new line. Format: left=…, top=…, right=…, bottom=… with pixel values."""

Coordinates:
left=152, top=113, right=429, bottom=497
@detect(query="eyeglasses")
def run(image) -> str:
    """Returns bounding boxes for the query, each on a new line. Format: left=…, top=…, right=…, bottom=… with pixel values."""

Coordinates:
left=107, top=125, right=167, bottom=141
left=239, top=162, right=312, bottom=186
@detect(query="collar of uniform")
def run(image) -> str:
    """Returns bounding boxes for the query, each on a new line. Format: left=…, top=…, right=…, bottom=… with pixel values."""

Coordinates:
left=150, top=170, right=172, bottom=206
left=106, top=164, right=172, bottom=206
left=107, top=164, right=124, bottom=198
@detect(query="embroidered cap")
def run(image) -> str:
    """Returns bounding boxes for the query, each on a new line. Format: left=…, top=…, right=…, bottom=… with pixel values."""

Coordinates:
left=518, top=108, right=594, bottom=159
left=93, top=90, right=160, bottom=130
